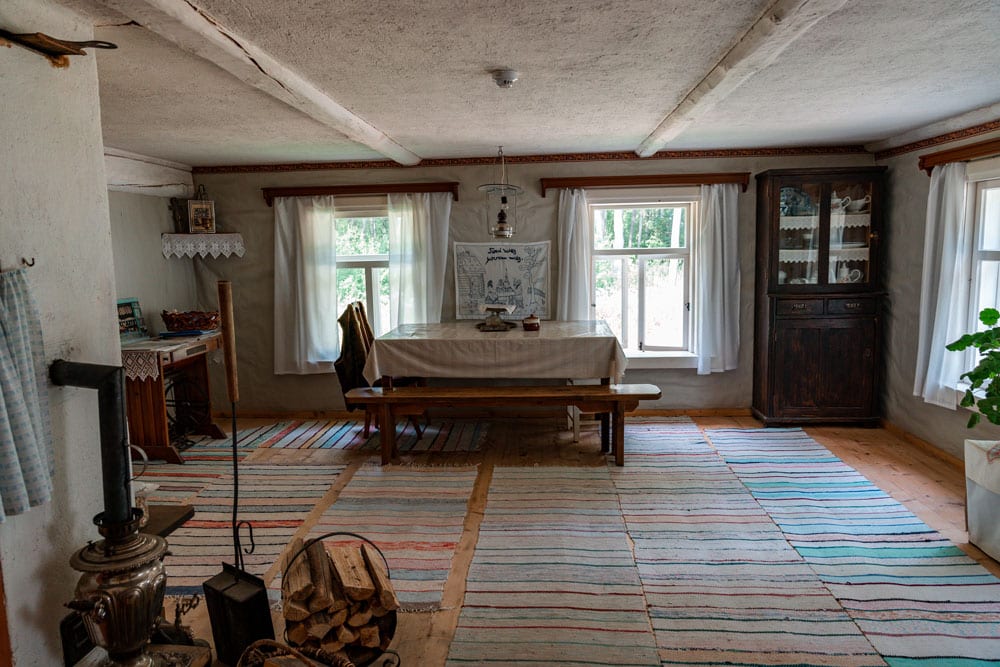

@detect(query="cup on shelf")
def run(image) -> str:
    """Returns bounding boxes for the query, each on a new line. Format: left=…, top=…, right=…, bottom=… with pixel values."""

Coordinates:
left=846, top=195, right=871, bottom=213
left=831, top=195, right=850, bottom=211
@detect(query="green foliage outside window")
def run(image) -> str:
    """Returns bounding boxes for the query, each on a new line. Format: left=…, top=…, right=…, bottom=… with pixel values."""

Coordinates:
left=335, top=217, right=389, bottom=313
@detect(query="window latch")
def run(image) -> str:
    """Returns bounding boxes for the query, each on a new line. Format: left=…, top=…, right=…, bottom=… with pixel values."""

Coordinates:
left=685, top=302, right=691, bottom=312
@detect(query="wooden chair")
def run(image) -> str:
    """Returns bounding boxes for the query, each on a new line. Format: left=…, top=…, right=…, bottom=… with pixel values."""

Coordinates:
left=334, top=301, right=425, bottom=438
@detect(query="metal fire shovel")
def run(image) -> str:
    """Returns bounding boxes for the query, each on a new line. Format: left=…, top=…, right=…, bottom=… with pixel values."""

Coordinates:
left=202, top=281, right=274, bottom=664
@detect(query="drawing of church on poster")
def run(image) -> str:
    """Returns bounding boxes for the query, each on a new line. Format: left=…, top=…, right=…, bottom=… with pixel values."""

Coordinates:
left=454, top=241, right=550, bottom=319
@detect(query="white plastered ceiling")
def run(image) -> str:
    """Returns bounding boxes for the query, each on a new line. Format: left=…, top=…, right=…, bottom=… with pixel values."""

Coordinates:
left=53, top=0, right=1000, bottom=166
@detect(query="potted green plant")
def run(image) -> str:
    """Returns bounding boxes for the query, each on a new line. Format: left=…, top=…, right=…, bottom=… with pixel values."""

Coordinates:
left=946, top=307, right=1000, bottom=428
left=945, top=306, right=1000, bottom=562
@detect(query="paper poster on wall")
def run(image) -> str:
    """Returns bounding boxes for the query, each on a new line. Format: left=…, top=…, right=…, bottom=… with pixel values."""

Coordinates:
left=454, top=241, right=550, bottom=319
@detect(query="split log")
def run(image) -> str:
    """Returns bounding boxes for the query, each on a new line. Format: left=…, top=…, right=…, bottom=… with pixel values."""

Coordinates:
left=361, top=543, right=399, bottom=612
left=335, top=624, right=358, bottom=645
left=283, top=599, right=311, bottom=622
left=285, top=621, right=309, bottom=646
left=305, top=540, right=338, bottom=611
left=305, top=610, right=334, bottom=640
left=358, top=626, right=380, bottom=648
left=282, top=538, right=314, bottom=602
left=327, top=545, right=375, bottom=601
left=346, top=605, right=372, bottom=628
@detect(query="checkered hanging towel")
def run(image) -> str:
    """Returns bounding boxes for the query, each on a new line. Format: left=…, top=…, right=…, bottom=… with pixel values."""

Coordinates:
left=0, top=268, right=53, bottom=521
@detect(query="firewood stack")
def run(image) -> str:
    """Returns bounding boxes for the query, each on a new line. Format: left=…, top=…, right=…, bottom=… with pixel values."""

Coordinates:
left=281, top=537, right=399, bottom=660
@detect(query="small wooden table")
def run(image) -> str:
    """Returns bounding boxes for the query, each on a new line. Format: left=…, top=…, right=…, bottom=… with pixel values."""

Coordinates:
left=122, top=333, right=225, bottom=463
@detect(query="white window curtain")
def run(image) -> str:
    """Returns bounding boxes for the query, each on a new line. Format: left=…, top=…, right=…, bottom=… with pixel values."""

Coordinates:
left=556, top=188, right=592, bottom=320
left=273, top=195, right=339, bottom=374
left=694, top=183, right=740, bottom=374
left=388, top=192, right=452, bottom=326
left=913, top=161, right=971, bottom=408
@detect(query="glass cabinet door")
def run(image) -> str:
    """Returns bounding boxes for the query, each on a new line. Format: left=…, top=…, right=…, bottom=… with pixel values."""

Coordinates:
left=827, top=180, right=873, bottom=285
left=777, top=183, right=822, bottom=285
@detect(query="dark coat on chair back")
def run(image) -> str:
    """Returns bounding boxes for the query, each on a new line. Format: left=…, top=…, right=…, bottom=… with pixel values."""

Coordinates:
left=334, top=301, right=374, bottom=409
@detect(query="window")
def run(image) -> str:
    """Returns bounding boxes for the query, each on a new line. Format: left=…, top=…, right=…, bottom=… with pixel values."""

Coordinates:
left=589, top=190, right=696, bottom=354
left=969, top=177, right=1000, bottom=336
left=334, top=199, right=390, bottom=335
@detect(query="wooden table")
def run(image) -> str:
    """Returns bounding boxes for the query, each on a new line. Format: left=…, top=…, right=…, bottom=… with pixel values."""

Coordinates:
left=122, top=333, right=225, bottom=463
left=362, top=320, right=627, bottom=386
left=359, top=320, right=640, bottom=458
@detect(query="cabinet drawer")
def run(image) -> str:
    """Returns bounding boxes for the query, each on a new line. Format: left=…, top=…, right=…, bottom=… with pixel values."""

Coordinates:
left=827, top=298, right=877, bottom=315
left=775, top=299, right=824, bottom=316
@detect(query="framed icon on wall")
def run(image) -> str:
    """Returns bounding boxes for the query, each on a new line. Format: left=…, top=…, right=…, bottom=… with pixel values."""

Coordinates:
left=187, top=199, right=216, bottom=233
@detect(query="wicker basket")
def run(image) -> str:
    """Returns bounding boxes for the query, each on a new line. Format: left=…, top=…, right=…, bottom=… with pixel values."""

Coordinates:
left=161, top=309, right=220, bottom=331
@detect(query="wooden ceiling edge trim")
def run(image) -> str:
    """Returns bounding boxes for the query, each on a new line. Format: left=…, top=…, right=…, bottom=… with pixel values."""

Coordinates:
left=540, top=172, right=751, bottom=197
left=261, top=182, right=460, bottom=206
left=916, top=137, right=1000, bottom=175
left=873, top=118, right=1000, bottom=162
left=196, top=145, right=868, bottom=175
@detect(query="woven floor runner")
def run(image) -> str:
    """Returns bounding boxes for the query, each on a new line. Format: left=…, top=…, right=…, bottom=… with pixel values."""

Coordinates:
left=708, top=427, right=1000, bottom=665
left=237, top=418, right=488, bottom=452
left=614, top=420, right=884, bottom=666
left=163, top=463, right=345, bottom=595
left=180, top=418, right=488, bottom=453
left=446, top=466, right=660, bottom=666
left=297, top=465, right=479, bottom=611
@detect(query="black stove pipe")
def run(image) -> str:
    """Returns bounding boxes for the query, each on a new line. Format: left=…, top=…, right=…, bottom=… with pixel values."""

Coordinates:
left=49, top=360, right=131, bottom=527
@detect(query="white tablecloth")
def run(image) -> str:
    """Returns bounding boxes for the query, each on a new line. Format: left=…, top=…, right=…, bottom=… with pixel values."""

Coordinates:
left=363, top=320, right=627, bottom=385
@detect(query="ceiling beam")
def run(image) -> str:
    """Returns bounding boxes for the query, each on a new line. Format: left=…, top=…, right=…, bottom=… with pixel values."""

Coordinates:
left=635, top=0, right=849, bottom=157
left=96, top=0, right=422, bottom=166
left=105, top=147, right=193, bottom=197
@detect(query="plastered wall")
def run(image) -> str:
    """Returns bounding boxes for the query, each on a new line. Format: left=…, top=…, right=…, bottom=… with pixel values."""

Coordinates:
left=879, top=131, right=1000, bottom=459
left=108, top=191, right=198, bottom=336
left=193, top=152, right=872, bottom=416
left=0, top=0, right=116, bottom=663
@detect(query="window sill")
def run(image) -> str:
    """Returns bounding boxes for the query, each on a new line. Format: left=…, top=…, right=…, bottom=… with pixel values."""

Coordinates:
left=625, top=350, right=698, bottom=370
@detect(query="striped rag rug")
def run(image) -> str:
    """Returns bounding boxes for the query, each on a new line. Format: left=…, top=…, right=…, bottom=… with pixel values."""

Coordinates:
left=613, top=420, right=884, bottom=666
left=243, top=418, right=488, bottom=453
left=163, top=463, right=344, bottom=595
left=446, top=466, right=660, bottom=667
left=708, top=427, right=1000, bottom=666
left=301, top=465, right=479, bottom=611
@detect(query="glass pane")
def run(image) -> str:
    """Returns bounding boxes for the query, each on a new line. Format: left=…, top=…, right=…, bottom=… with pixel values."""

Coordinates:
left=594, top=257, right=623, bottom=343
left=373, top=266, right=391, bottom=335
left=778, top=184, right=821, bottom=285
left=337, top=267, right=366, bottom=309
left=980, top=186, right=1000, bottom=251
left=336, top=217, right=389, bottom=255
left=977, top=261, right=1000, bottom=329
left=642, top=258, right=685, bottom=349
left=594, top=207, right=686, bottom=250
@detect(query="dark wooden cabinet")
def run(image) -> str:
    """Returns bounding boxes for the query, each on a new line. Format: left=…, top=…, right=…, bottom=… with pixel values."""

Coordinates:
left=753, top=167, right=887, bottom=425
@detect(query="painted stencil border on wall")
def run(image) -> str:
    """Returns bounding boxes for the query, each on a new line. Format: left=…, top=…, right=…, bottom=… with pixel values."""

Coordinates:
left=454, top=241, right=550, bottom=319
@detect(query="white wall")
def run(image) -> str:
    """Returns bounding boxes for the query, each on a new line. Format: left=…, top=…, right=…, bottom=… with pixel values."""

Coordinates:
left=109, top=191, right=198, bottom=336
left=194, top=152, right=873, bottom=415
left=0, top=1, right=115, bottom=663
left=879, top=131, right=1000, bottom=458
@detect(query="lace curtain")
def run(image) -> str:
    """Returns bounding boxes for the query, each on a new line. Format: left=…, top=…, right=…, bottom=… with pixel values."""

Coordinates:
left=273, top=195, right=339, bottom=374
left=913, top=162, right=971, bottom=408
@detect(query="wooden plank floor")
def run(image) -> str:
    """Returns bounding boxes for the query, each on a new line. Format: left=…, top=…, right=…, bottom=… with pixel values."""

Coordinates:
left=169, top=413, right=999, bottom=666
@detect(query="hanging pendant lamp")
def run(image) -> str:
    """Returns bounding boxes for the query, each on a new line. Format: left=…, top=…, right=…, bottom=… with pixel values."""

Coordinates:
left=479, top=146, right=522, bottom=239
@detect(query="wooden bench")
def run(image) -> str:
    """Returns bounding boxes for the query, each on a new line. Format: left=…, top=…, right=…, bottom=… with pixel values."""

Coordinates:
left=344, top=383, right=661, bottom=466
